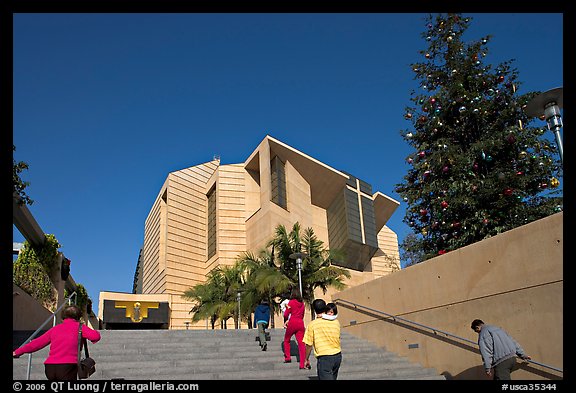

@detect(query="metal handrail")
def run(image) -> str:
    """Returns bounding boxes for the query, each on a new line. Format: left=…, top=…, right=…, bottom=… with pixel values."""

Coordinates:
left=16, top=292, right=77, bottom=380
left=333, top=298, right=563, bottom=374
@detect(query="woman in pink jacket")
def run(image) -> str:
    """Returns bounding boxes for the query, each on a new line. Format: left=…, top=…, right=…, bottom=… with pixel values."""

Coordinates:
left=282, top=288, right=308, bottom=369
left=13, top=304, right=101, bottom=380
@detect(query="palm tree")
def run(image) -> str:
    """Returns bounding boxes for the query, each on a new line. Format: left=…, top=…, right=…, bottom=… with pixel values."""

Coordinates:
left=182, top=270, right=224, bottom=329
left=182, top=264, right=245, bottom=329
left=267, top=222, right=351, bottom=316
left=236, top=247, right=290, bottom=328
left=184, top=222, right=351, bottom=327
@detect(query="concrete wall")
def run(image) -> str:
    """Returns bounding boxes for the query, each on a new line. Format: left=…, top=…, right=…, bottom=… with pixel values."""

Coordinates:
left=334, top=212, right=563, bottom=380
left=13, top=283, right=53, bottom=331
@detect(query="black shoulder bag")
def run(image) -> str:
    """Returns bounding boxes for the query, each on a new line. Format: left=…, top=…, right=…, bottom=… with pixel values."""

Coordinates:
left=77, top=322, right=96, bottom=379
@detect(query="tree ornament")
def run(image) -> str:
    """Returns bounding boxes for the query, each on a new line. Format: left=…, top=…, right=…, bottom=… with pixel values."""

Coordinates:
left=420, top=208, right=428, bottom=216
left=503, top=188, right=513, bottom=196
left=404, top=112, right=412, bottom=119
left=440, top=200, right=448, bottom=209
left=550, top=177, right=560, bottom=188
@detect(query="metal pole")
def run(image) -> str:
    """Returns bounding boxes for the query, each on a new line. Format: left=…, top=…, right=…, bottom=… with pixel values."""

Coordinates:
left=296, top=258, right=303, bottom=297
left=237, top=291, right=241, bottom=329
left=289, top=252, right=308, bottom=298
left=544, top=102, right=564, bottom=166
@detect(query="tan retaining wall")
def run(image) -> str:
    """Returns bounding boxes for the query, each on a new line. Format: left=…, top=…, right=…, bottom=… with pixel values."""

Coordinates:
left=334, top=212, right=563, bottom=380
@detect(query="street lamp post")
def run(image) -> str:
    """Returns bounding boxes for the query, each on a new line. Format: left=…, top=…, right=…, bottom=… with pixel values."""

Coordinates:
left=525, top=87, right=564, bottom=166
left=236, top=290, right=242, bottom=329
left=289, top=252, right=308, bottom=297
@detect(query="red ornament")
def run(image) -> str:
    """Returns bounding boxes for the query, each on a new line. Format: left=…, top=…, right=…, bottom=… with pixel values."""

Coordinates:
left=498, top=75, right=505, bottom=83
left=418, top=151, right=426, bottom=158
left=503, top=188, right=513, bottom=196
left=482, top=218, right=489, bottom=225
left=438, top=250, right=447, bottom=255
left=420, top=209, right=428, bottom=216
left=440, top=200, right=448, bottom=208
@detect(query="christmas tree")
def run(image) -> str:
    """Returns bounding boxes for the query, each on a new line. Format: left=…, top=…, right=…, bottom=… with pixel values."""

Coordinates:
left=395, top=13, right=563, bottom=265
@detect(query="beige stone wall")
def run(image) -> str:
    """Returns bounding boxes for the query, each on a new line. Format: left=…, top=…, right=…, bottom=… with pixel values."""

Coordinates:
left=141, top=181, right=165, bottom=295
left=334, top=212, right=563, bottom=380
left=215, top=164, right=247, bottom=267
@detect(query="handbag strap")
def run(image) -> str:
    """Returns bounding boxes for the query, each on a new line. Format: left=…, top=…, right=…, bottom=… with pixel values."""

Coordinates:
left=77, top=322, right=83, bottom=364
left=77, top=322, right=90, bottom=359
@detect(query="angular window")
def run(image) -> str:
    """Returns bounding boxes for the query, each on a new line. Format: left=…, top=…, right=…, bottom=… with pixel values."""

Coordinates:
left=270, top=155, right=287, bottom=209
left=207, top=186, right=217, bottom=259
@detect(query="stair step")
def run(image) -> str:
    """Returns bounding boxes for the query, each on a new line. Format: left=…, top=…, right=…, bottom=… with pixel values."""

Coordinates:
left=13, top=328, right=444, bottom=380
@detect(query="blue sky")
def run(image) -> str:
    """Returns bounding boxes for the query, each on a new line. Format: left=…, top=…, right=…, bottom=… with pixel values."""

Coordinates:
left=12, top=13, right=563, bottom=316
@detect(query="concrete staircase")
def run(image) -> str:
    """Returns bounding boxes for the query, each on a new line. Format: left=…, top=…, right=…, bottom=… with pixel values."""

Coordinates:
left=13, top=328, right=445, bottom=380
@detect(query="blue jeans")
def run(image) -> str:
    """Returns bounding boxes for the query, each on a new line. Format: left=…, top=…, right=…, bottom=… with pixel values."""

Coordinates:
left=316, top=352, right=342, bottom=380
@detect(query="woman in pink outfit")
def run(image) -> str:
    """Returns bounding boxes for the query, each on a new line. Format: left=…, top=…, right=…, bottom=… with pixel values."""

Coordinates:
left=13, top=304, right=101, bottom=380
left=282, top=288, right=308, bottom=369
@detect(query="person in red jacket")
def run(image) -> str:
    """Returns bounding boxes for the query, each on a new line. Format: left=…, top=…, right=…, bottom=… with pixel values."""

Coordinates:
left=13, top=304, right=101, bottom=380
left=282, top=288, right=308, bottom=369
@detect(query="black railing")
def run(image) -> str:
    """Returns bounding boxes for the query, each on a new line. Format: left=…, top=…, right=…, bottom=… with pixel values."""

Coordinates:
left=333, top=298, right=562, bottom=375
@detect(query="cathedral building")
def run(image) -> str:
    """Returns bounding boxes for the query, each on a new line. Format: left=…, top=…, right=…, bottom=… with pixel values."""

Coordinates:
left=99, top=135, right=400, bottom=329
